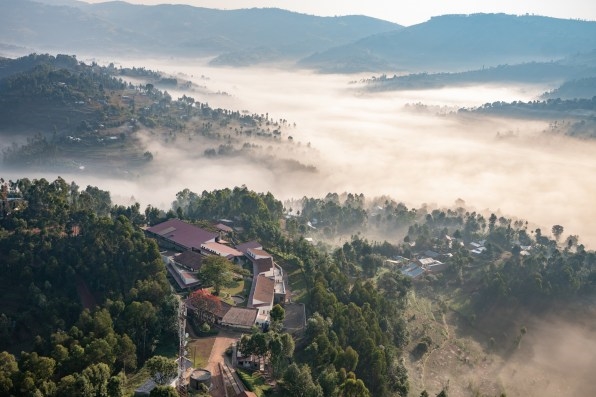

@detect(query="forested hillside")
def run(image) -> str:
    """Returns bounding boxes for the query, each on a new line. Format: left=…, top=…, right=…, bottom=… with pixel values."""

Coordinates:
left=300, top=13, right=596, bottom=72
left=0, top=177, right=176, bottom=396
left=362, top=61, right=596, bottom=92
left=1, top=0, right=400, bottom=65
left=168, top=187, right=412, bottom=396
left=459, top=96, right=596, bottom=138
left=2, top=177, right=595, bottom=396
left=0, top=54, right=310, bottom=175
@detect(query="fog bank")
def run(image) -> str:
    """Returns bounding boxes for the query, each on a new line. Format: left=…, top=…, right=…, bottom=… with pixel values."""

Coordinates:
left=6, top=57, right=596, bottom=246
left=498, top=310, right=596, bottom=396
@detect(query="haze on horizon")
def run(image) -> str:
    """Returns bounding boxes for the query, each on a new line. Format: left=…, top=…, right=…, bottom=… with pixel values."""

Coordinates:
left=5, top=55, right=596, bottom=248
left=78, top=0, right=596, bottom=26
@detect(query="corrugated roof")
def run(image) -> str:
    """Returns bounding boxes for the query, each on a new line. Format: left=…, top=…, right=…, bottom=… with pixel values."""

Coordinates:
left=254, top=257, right=274, bottom=275
left=235, top=240, right=262, bottom=254
left=174, top=250, right=204, bottom=271
left=247, top=248, right=271, bottom=258
left=222, top=307, right=258, bottom=328
left=251, top=275, right=275, bottom=306
left=146, top=219, right=218, bottom=250
left=401, top=265, right=425, bottom=278
left=418, top=257, right=436, bottom=266
left=201, top=242, right=243, bottom=258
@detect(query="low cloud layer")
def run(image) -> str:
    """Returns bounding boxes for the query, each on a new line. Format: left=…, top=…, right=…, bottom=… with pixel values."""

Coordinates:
left=4, top=57, right=595, bottom=246
left=498, top=310, right=596, bottom=396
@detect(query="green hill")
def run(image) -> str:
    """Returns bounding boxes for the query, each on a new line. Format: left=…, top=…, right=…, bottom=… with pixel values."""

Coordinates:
left=0, top=0, right=401, bottom=65
left=0, top=53, right=307, bottom=175
left=300, top=13, right=596, bottom=73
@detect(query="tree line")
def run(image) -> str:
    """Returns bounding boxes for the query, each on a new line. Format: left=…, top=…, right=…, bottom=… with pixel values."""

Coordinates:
left=0, top=177, right=177, bottom=396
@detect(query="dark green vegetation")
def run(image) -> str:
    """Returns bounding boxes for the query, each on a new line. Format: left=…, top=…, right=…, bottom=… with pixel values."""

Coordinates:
left=1, top=0, right=399, bottom=66
left=0, top=177, right=177, bottom=396
left=459, top=96, right=596, bottom=138
left=2, top=178, right=595, bottom=396
left=0, top=53, right=307, bottom=174
left=363, top=59, right=596, bottom=92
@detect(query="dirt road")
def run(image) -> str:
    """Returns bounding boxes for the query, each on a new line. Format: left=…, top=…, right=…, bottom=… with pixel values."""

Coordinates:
left=207, top=330, right=242, bottom=397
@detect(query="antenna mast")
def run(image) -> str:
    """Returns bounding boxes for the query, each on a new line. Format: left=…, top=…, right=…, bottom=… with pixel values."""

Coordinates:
left=177, top=300, right=188, bottom=397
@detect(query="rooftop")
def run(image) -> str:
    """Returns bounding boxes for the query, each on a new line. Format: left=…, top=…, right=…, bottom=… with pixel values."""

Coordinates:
left=201, top=242, right=244, bottom=259
left=250, top=275, right=275, bottom=307
left=215, top=223, right=234, bottom=233
left=254, top=257, right=274, bottom=275
left=236, top=240, right=262, bottom=255
left=247, top=248, right=271, bottom=260
left=146, top=219, right=218, bottom=250
left=173, top=250, right=204, bottom=271
left=401, top=264, right=425, bottom=278
left=418, top=257, right=436, bottom=266
left=166, top=263, right=201, bottom=289
left=222, top=307, right=258, bottom=328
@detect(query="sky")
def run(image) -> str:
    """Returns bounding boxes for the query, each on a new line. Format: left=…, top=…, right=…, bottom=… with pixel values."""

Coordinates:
left=80, top=0, right=596, bottom=26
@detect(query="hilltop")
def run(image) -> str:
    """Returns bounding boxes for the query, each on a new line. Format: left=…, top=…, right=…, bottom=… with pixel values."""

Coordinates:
left=0, top=0, right=400, bottom=66
left=300, top=13, right=596, bottom=73
left=0, top=54, right=314, bottom=176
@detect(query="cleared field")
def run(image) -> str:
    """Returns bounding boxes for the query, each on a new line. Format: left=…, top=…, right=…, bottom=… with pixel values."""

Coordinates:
left=187, top=337, right=216, bottom=369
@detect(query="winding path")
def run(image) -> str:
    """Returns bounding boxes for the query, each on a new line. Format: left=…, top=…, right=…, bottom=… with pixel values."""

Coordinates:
left=421, top=312, right=451, bottom=387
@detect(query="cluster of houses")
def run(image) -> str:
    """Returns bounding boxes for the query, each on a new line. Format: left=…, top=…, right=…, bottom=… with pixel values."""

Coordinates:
left=396, top=234, right=536, bottom=280
left=144, top=218, right=288, bottom=330
left=469, top=240, right=487, bottom=255
left=0, top=197, right=25, bottom=219
left=387, top=250, right=449, bottom=280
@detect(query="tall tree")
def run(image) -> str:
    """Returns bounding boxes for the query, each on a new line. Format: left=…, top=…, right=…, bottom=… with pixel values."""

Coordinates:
left=146, top=356, right=178, bottom=386
left=270, top=304, right=285, bottom=323
left=0, top=351, right=18, bottom=395
left=552, top=224, right=564, bottom=242
left=281, top=363, right=323, bottom=397
left=340, top=376, right=370, bottom=397
left=199, top=256, right=236, bottom=295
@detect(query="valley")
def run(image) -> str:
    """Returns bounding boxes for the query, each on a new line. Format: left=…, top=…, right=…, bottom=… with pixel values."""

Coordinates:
left=1, top=2, right=595, bottom=397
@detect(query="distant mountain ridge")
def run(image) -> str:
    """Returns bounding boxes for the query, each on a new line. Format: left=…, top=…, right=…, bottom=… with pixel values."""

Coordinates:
left=300, top=13, right=596, bottom=73
left=364, top=58, right=596, bottom=92
left=0, top=0, right=401, bottom=65
left=2, top=3, right=596, bottom=73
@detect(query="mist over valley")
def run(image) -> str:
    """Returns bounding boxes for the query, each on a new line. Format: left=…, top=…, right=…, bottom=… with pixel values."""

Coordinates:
left=1, top=2, right=596, bottom=397
left=3, top=57, right=595, bottom=247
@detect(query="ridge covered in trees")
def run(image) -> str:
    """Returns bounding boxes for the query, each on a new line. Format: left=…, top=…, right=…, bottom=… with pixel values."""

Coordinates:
left=1, top=179, right=594, bottom=396
left=0, top=54, right=310, bottom=174
left=0, top=177, right=177, bottom=396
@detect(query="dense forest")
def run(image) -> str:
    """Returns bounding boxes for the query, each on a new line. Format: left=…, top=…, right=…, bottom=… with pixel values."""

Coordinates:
left=362, top=62, right=594, bottom=91
left=0, top=177, right=177, bottom=396
left=541, top=76, right=596, bottom=100
left=2, top=177, right=594, bottom=396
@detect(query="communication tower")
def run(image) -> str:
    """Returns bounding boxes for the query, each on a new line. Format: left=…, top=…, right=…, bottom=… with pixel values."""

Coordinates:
left=177, top=300, right=188, bottom=397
